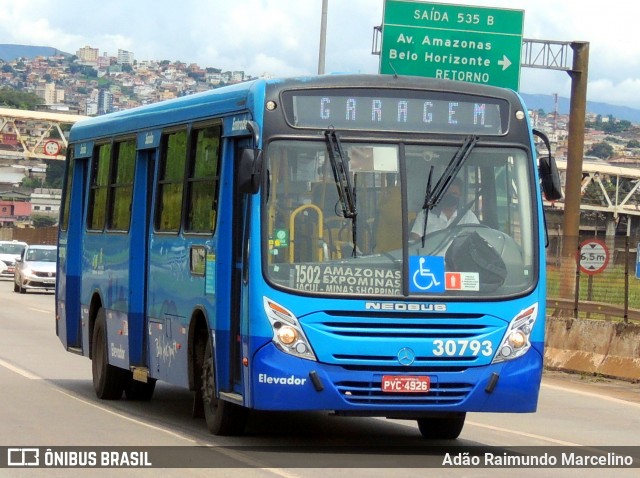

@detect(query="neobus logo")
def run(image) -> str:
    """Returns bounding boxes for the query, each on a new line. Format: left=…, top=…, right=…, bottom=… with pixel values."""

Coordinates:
left=365, top=302, right=447, bottom=312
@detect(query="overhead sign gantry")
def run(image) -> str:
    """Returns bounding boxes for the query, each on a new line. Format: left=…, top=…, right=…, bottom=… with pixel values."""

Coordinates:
left=379, top=0, right=524, bottom=90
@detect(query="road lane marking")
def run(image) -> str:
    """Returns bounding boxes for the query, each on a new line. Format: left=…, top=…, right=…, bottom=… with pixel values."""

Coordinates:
left=56, top=389, right=198, bottom=442
left=28, top=307, right=52, bottom=314
left=0, top=358, right=40, bottom=379
left=542, top=382, right=640, bottom=409
left=0, top=357, right=300, bottom=476
left=55, top=389, right=303, bottom=477
left=465, top=420, right=581, bottom=446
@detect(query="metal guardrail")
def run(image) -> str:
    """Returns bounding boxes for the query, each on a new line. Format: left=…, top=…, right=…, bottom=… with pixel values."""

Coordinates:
left=547, top=298, right=640, bottom=322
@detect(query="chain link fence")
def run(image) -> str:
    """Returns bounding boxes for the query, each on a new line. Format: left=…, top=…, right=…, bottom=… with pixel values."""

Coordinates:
left=546, top=234, right=640, bottom=323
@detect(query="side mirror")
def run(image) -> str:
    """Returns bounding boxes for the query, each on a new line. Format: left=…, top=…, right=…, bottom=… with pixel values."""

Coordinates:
left=238, top=148, right=263, bottom=194
left=533, top=129, right=563, bottom=201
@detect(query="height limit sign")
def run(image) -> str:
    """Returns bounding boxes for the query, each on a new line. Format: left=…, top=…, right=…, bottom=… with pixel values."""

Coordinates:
left=379, top=0, right=524, bottom=90
left=578, top=239, right=610, bottom=275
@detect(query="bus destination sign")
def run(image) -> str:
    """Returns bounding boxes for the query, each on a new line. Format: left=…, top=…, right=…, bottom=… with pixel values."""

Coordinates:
left=285, top=91, right=508, bottom=135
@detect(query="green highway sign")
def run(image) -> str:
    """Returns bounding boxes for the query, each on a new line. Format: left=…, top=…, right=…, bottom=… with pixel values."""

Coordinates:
left=380, top=0, right=524, bottom=90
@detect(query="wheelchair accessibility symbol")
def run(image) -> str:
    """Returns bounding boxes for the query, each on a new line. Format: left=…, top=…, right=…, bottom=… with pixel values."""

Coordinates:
left=409, top=256, right=445, bottom=293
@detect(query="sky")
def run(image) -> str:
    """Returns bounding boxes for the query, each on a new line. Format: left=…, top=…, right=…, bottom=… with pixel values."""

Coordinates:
left=1, top=0, right=639, bottom=109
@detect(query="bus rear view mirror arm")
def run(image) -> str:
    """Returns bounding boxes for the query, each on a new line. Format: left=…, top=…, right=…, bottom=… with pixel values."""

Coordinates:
left=533, top=129, right=563, bottom=201
left=238, top=148, right=263, bottom=194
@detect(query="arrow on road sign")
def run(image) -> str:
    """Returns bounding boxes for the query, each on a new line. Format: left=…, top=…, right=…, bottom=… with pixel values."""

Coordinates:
left=498, top=55, right=512, bottom=71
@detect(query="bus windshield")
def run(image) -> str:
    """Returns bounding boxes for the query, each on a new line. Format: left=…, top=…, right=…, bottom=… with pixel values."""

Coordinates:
left=265, top=139, right=536, bottom=298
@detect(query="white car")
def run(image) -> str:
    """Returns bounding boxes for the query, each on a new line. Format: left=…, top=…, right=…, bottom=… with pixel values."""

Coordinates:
left=14, top=244, right=57, bottom=294
left=0, top=240, right=28, bottom=278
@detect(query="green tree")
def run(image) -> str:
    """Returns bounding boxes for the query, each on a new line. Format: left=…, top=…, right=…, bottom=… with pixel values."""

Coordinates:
left=0, top=87, right=41, bottom=109
left=626, top=139, right=640, bottom=148
left=21, top=177, right=43, bottom=189
left=31, top=215, right=58, bottom=227
left=587, top=142, right=614, bottom=160
left=44, top=159, right=66, bottom=188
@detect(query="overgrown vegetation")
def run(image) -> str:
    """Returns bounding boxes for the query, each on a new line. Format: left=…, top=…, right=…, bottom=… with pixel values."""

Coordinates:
left=0, top=87, right=41, bottom=109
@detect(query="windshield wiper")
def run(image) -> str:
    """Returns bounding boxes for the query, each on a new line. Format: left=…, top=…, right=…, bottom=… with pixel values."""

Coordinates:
left=324, top=129, right=358, bottom=257
left=419, top=135, right=478, bottom=246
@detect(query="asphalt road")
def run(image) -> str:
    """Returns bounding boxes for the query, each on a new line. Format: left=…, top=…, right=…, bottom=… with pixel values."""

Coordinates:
left=0, top=280, right=638, bottom=477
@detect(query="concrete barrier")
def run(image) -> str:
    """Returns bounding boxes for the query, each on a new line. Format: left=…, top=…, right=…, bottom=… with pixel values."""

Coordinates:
left=545, top=317, right=640, bottom=382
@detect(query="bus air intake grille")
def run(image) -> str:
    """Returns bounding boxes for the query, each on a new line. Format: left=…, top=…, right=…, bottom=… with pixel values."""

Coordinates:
left=320, top=321, right=491, bottom=339
left=335, top=380, right=473, bottom=405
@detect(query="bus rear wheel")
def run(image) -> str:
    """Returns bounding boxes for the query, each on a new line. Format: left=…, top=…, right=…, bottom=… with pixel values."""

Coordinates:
left=201, top=337, right=247, bottom=435
left=92, top=308, right=127, bottom=400
left=417, top=413, right=466, bottom=440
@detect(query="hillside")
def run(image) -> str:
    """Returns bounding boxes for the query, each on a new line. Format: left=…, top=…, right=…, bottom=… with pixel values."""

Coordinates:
left=520, top=93, right=640, bottom=124
left=2, top=43, right=640, bottom=124
left=0, top=44, right=71, bottom=61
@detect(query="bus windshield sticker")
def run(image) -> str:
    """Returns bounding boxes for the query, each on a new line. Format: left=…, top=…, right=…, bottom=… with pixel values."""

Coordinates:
left=445, top=272, right=480, bottom=291
left=409, top=256, right=445, bottom=293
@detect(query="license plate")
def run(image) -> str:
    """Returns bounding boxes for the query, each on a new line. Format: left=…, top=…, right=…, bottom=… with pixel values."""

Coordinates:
left=381, top=375, right=430, bottom=393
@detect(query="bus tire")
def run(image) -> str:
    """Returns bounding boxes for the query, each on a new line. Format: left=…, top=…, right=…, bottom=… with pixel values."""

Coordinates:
left=417, top=413, right=466, bottom=440
left=201, top=337, right=247, bottom=435
left=124, top=375, right=157, bottom=401
left=92, top=308, right=126, bottom=400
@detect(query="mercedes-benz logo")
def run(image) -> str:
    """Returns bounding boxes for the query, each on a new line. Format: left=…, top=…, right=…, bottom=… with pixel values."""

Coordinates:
left=397, top=347, right=415, bottom=366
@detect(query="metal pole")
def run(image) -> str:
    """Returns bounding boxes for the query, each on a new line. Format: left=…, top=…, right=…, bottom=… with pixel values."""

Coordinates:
left=562, top=42, right=590, bottom=253
left=624, top=234, right=629, bottom=323
left=318, top=0, right=328, bottom=75
left=560, top=42, right=589, bottom=298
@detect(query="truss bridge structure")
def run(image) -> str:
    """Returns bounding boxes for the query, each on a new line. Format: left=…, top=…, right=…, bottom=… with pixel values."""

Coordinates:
left=0, top=107, right=87, bottom=161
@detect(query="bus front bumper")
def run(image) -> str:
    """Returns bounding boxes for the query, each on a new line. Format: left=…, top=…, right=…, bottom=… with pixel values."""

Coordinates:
left=249, top=342, right=542, bottom=415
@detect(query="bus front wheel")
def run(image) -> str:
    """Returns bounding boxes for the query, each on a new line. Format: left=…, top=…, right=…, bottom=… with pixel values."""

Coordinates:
left=92, top=308, right=127, bottom=400
left=417, top=413, right=466, bottom=440
left=201, top=338, right=247, bottom=435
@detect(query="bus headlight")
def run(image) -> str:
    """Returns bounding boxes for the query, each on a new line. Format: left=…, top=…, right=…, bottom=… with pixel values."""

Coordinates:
left=263, top=297, right=317, bottom=361
left=276, top=325, right=297, bottom=345
left=492, top=304, right=538, bottom=364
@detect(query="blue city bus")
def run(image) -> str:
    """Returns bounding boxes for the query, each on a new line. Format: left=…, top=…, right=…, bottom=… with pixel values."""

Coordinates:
left=56, top=74, right=561, bottom=439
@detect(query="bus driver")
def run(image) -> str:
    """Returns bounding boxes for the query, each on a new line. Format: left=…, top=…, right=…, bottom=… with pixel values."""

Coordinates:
left=409, top=177, right=478, bottom=240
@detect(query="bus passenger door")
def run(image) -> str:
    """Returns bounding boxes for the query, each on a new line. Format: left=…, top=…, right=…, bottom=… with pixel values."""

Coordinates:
left=127, top=144, right=157, bottom=373
left=57, top=149, right=89, bottom=353
left=212, top=133, right=254, bottom=400
left=230, top=140, right=253, bottom=390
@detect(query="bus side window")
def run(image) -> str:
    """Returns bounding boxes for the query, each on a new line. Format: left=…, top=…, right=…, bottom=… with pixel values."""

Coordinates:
left=87, top=143, right=111, bottom=231
left=155, top=130, right=187, bottom=232
left=60, top=150, right=75, bottom=232
left=185, top=124, right=222, bottom=233
left=108, top=139, right=136, bottom=231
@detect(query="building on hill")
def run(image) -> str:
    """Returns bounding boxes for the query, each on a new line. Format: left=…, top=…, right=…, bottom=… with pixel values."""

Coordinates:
left=0, top=190, right=31, bottom=227
left=30, top=188, right=61, bottom=220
